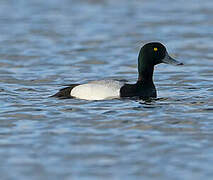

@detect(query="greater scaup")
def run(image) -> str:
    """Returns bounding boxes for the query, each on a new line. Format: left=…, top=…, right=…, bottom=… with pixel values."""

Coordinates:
left=52, top=42, right=183, bottom=100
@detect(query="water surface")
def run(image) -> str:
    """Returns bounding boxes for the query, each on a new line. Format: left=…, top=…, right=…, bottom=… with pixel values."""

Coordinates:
left=0, top=0, right=213, bottom=179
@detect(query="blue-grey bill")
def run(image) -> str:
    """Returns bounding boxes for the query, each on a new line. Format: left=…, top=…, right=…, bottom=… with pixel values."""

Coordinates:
left=162, top=52, right=183, bottom=65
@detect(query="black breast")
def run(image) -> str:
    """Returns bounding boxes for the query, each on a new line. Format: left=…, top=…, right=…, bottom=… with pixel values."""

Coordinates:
left=120, top=82, right=157, bottom=99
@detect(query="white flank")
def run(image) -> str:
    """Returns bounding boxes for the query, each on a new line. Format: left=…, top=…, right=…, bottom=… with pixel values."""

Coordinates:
left=70, top=80, right=125, bottom=100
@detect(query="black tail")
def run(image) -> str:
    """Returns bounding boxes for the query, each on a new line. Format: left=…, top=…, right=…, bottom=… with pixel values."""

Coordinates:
left=51, top=84, right=80, bottom=99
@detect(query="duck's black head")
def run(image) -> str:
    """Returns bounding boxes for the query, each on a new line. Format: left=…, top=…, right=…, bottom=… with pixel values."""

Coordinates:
left=138, top=42, right=183, bottom=67
left=138, top=42, right=183, bottom=81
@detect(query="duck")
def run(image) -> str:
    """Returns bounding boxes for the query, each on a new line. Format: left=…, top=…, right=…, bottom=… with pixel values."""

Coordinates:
left=52, top=42, right=183, bottom=100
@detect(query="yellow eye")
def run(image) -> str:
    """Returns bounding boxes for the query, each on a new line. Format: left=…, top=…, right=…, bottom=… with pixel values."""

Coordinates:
left=154, top=47, right=158, bottom=51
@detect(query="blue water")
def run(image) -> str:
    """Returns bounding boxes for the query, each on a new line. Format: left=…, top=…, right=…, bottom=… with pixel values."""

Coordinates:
left=0, top=0, right=213, bottom=179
